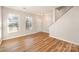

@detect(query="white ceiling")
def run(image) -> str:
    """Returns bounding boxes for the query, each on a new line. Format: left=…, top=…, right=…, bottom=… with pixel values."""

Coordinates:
left=5, top=6, right=57, bottom=15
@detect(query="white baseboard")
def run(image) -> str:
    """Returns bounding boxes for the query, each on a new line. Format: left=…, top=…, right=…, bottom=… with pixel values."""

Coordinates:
left=50, top=35, right=79, bottom=46
left=3, top=34, right=27, bottom=40
left=3, top=32, right=40, bottom=40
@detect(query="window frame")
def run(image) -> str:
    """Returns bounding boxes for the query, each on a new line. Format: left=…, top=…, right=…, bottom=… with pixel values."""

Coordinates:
left=7, top=14, right=19, bottom=33
left=25, top=16, right=32, bottom=30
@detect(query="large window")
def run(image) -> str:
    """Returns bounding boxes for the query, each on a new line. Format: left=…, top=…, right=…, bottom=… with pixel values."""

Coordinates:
left=7, top=14, right=19, bottom=33
left=26, top=16, right=32, bottom=30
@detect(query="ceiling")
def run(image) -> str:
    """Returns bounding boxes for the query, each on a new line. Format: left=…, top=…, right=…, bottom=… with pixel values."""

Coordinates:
left=5, top=6, right=57, bottom=15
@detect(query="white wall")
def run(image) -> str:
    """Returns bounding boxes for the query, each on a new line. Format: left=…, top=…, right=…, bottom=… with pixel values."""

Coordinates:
left=2, top=7, right=42, bottom=40
left=0, top=7, right=1, bottom=39
left=49, top=7, right=79, bottom=45
left=42, top=13, right=52, bottom=33
left=33, top=15, right=42, bottom=32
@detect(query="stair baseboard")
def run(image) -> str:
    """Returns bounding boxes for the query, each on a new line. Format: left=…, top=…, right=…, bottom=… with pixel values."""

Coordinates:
left=49, top=34, right=79, bottom=46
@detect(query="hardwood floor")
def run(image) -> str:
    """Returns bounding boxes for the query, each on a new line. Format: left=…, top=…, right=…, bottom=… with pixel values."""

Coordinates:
left=0, top=32, right=79, bottom=52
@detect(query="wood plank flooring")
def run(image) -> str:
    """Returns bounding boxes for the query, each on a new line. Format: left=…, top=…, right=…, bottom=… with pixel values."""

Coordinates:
left=0, top=32, right=79, bottom=52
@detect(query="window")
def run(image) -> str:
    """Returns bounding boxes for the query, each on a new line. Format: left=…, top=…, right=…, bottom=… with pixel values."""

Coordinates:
left=7, top=14, right=19, bottom=33
left=26, top=16, right=32, bottom=30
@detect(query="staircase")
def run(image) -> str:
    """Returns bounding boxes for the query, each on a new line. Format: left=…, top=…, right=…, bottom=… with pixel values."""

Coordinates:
left=55, top=6, right=73, bottom=22
left=49, top=6, right=73, bottom=32
left=49, top=6, right=73, bottom=28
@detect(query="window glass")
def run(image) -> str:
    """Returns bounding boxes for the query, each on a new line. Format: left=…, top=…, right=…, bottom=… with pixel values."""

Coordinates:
left=26, top=16, right=32, bottom=30
left=7, top=14, right=19, bottom=33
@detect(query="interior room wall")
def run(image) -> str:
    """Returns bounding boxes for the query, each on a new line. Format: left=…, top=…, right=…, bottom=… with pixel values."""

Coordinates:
left=42, top=13, right=52, bottom=33
left=49, top=7, right=79, bottom=45
left=0, top=7, right=1, bottom=39
left=2, top=7, right=42, bottom=40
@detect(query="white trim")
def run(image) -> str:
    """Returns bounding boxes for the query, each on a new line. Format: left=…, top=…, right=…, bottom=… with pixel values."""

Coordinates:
left=3, top=34, right=26, bottom=40
left=3, top=32, right=38, bottom=40
left=50, top=34, right=79, bottom=46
